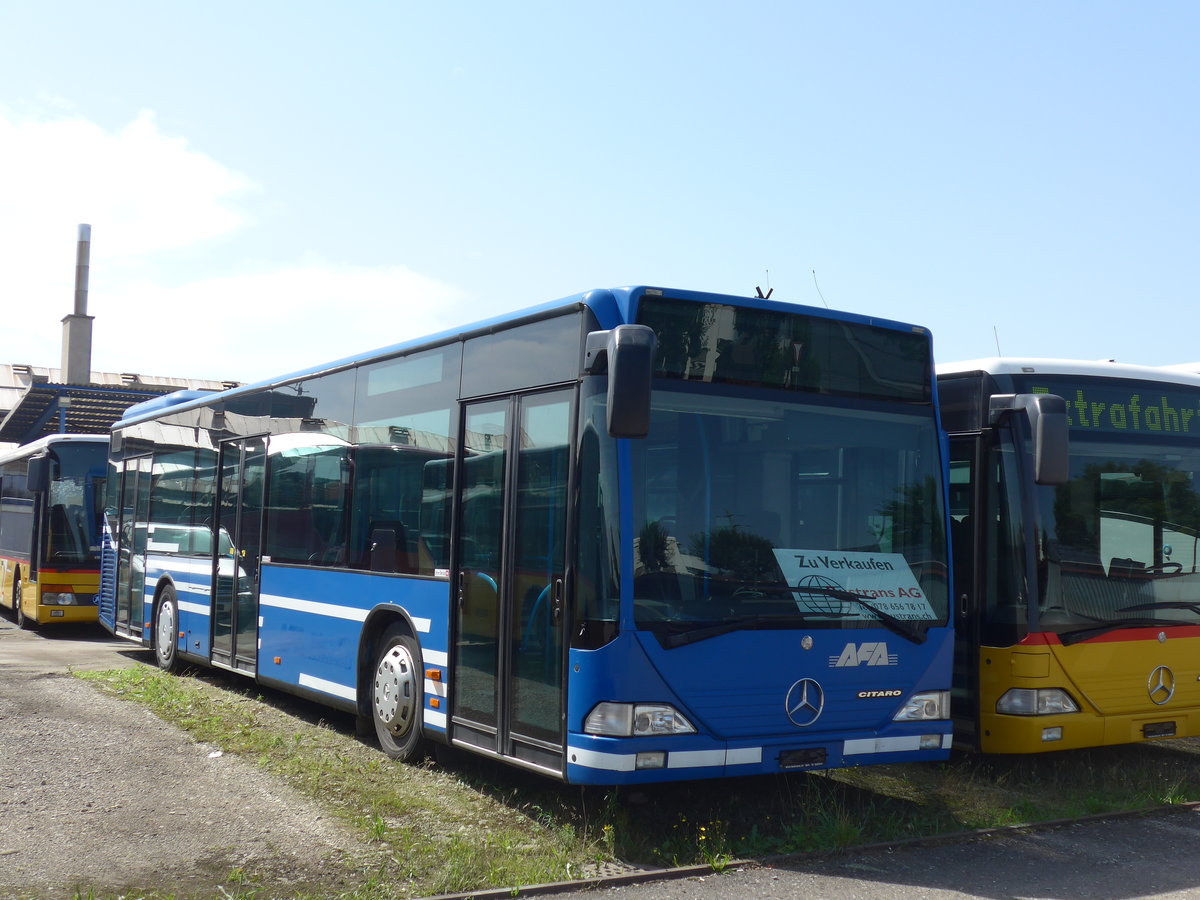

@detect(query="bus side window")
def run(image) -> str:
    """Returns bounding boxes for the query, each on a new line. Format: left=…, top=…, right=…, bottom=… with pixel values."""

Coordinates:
left=265, top=442, right=350, bottom=567
left=351, top=445, right=445, bottom=576
left=948, top=454, right=974, bottom=602
left=981, top=434, right=1029, bottom=644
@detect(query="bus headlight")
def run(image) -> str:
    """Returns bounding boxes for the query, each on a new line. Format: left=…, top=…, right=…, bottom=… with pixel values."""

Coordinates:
left=892, top=690, right=950, bottom=721
left=996, top=688, right=1080, bottom=716
left=583, top=702, right=697, bottom=736
left=42, top=592, right=77, bottom=606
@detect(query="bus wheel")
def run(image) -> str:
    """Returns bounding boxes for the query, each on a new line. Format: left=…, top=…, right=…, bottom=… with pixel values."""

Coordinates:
left=14, top=578, right=31, bottom=630
left=371, top=626, right=425, bottom=762
left=154, top=587, right=180, bottom=672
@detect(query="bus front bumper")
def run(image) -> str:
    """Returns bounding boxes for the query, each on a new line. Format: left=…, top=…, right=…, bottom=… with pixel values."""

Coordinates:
left=32, top=604, right=100, bottom=625
left=979, top=708, right=1200, bottom=753
left=563, top=727, right=953, bottom=785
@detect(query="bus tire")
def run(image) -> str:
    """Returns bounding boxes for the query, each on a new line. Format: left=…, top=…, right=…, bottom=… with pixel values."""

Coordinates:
left=154, top=586, right=180, bottom=672
left=371, top=626, right=425, bottom=762
left=14, top=577, right=31, bottom=630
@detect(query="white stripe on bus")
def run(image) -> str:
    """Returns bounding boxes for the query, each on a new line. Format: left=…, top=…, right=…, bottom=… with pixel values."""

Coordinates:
left=174, top=582, right=212, bottom=596
left=157, top=589, right=438, bottom=637
left=298, top=673, right=357, bottom=702
left=668, top=747, right=762, bottom=768
left=567, top=747, right=636, bottom=772
left=259, top=593, right=431, bottom=633
left=842, top=734, right=953, bottom=755
left=423, top=649, right=448, bottom=667
left=666, top=749, right=727, bottom=769
left=567, top=746, right=764, bottom=772
left=178, top=600, right=210, bottom=617
left=424, top=708, right=447, bottom=730
left=147, top=557, right=212, bottom=576
left=259, top=594, right=367, bottom=622
left=726, top=746, right=763, bottom=765
left=574, top=737, right=952, bottom=770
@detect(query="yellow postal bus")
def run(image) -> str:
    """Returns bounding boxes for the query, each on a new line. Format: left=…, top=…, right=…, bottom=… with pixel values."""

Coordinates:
left=0, top=434, right=108, bottom=627
left=939, top=359, right=1200, bottom=753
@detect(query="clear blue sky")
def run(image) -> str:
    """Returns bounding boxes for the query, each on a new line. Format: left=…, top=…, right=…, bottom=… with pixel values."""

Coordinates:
left=1, top=1, right=1197, bottom=383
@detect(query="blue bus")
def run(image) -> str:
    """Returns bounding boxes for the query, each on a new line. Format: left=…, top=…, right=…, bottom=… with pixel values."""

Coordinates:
left=99, top=286, right=953, bottom=784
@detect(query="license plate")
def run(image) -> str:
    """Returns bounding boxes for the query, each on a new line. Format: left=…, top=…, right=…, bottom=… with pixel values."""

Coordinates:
left=780, top=748, right=827, bottom=769
left=1143, top=721, right=1176, bottom=739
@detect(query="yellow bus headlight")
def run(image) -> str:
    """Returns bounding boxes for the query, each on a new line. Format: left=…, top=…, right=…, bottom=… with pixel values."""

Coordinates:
left=996, top=688, right=1079, bottom=716
left=40, top=592, right=97, bottom=606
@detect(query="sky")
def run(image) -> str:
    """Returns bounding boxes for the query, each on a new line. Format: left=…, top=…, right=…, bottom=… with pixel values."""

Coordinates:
left=1, top=1, right=1198, bottom=385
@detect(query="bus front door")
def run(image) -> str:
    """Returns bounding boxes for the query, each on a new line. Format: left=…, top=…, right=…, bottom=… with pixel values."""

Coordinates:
left=212, top=437, right=266, bottom=674
left=452, top=390, right=572, bottom=775
left=114, top=456, right=151, bottom=638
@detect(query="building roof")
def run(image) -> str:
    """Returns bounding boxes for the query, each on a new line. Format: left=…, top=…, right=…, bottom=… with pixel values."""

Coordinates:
left=0, top=364, right=240, bottom=446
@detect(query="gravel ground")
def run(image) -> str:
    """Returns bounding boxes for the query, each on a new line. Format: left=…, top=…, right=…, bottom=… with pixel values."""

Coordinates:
left=0, top=619, right=369, bottom=899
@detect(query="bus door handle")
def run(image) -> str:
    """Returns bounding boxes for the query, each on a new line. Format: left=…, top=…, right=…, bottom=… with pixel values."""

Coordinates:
left=551, top=578, right=563, bottom=624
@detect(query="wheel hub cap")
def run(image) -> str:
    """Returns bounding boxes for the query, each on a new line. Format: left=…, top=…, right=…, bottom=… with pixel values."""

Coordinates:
left=374, top=644, right=417, bottom=737
left=157, top=603, right=175, bottom=658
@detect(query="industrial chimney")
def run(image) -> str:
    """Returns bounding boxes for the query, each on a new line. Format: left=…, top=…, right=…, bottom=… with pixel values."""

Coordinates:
left=60, top=224, right=94, bottom=385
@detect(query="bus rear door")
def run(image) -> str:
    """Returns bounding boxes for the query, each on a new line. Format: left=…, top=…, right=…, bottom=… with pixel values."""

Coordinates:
left=113, top=456, right=152, bottom=638
left=212, top=437, right=266, bottom=674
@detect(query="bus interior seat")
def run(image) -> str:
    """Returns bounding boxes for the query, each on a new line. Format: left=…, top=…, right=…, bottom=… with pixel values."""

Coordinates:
left=1108, top=557, right=1147, bottom=578
left=368, top=520, right=415, bottom=574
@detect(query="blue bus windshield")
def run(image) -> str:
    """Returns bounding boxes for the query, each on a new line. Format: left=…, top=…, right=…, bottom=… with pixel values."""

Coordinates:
left=630, top=384, right=949, bottom=643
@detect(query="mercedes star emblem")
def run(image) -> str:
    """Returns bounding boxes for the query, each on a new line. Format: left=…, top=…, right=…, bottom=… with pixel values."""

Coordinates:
left=785, top=678, right=825, bottom=727
left=1148, top=665, right=1176, bottom=706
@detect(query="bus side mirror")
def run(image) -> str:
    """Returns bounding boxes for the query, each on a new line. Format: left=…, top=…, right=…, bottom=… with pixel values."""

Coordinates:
left=989, top=393, right=1069, bottom=485
left=26, top=456, right=50, bottom=493
left=584, top=324, right=657, bottom=439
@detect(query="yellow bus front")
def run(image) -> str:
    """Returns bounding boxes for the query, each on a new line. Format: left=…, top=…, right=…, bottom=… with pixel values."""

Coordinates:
left=15, top=569, right=101, bottom=625
left=978, top=629, right=1200, bottom=753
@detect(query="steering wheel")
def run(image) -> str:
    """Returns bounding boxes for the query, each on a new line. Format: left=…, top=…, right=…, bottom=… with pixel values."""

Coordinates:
left=1142, top=562, right=1184, bottom=575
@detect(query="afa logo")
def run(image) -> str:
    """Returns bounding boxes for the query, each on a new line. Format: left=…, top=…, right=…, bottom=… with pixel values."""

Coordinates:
left=829, top=642, right=899, bottom=668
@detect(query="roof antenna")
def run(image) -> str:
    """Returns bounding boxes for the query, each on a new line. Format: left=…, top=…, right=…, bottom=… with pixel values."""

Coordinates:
left=812, top=269, right=830, bottom=308
left=755, top=269, right=773, bottom=300
left=993, top=325, right=1003, bottom=356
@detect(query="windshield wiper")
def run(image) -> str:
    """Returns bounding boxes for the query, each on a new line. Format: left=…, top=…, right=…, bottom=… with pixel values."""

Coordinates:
left=1118, top=601, right=1200, bottom=616
left=1058, top=617, right=1182, bottom=646
left=1058, top=601, right=1200, bottom=646
left=654, top=613, right=840, bottom=649
left=785, top=585, right=929, bottom=644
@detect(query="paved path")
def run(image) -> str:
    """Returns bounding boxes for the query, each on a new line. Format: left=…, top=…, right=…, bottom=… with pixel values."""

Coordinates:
left=0, top=618, right=148, bottom=672
left=533, top=806, right=1200, bottom=900
left=0, top=617, right=363, bottom=899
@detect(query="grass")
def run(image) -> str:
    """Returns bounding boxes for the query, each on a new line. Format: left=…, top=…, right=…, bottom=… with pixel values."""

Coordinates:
left=74, top=665, right=590, bottom=899
left=70, top=664, right=1200, bottom=898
